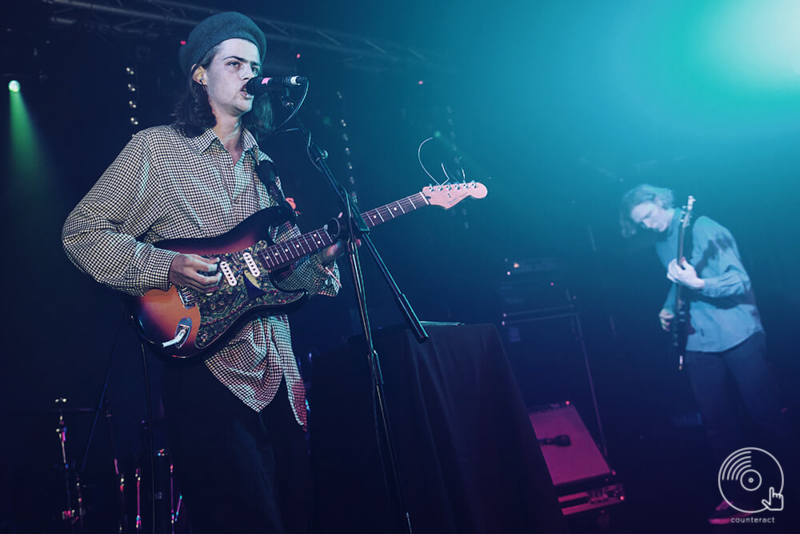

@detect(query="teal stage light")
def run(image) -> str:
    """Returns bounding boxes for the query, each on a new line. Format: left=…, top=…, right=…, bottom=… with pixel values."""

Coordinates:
left=8, top=80, right=21, bottom=93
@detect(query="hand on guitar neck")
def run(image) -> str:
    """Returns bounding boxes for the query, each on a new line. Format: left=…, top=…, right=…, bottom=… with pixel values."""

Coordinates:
left=667, top=257, right=706, bottom=291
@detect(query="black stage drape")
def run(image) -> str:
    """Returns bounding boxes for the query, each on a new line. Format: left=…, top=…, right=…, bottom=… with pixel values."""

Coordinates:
left=309, top=323, right=568, bottom=534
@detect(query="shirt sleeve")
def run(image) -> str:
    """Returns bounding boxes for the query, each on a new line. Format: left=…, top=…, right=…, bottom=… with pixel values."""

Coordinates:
left=693, top=218, right=752, bottom=299
left=262, top=173, right=340, bottom=298
left=269, top=217, right=341, bottom=298
left=62, top=131, right=178, bottom=296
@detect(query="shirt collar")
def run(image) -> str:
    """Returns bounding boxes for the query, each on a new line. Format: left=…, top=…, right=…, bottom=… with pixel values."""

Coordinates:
left=240, top=128, right=261, bottom=160
left=184, top=127, right=262, bottom=160
left=184, top=128, right=219, bottom=154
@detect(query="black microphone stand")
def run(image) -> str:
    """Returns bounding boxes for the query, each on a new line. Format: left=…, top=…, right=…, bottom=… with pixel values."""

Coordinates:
left=280, top=94, right=426, bottom=534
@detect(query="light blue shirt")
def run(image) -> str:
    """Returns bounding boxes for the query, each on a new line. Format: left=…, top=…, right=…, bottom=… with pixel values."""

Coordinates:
left=655, top=212, right=763, bottom=353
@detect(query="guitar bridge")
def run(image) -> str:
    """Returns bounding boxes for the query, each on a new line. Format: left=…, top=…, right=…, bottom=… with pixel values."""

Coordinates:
left=177, top=286, right=196, bottom=309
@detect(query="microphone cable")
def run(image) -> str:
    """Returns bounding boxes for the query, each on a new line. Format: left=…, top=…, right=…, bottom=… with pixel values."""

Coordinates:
left=269, top=78, right=310, bottom=135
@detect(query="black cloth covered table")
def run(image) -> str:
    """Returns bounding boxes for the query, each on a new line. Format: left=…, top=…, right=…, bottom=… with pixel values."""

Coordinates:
left=309, top=323, right=568, bottom=534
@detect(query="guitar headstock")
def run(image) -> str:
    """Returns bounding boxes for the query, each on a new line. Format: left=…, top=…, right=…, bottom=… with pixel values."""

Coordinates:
left=423, top=182, right=488, bottom=209
left=682, top=195, right=696, bottom=228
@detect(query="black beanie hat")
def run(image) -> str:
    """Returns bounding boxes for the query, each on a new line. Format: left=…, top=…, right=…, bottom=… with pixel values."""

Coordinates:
left=179, top=12, right=266, bottom=75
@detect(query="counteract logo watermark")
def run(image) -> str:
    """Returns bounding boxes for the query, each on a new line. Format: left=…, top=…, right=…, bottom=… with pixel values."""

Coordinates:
left=719, top=448, right=784, bottom=515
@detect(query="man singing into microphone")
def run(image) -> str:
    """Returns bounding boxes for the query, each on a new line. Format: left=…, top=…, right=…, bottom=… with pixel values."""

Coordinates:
left=62, top=12, right=344, bottom=533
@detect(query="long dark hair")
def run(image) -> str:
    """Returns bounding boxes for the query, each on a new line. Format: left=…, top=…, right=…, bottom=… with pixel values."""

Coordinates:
left=619, top=184, right=675, bottom=238
left=172, top=45, right=272, bottom=138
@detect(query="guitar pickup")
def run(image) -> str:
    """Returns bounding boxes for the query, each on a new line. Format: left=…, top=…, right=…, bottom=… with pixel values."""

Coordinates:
left=242, top=252, right=261, bottom=277
left=219, top=261, right=237, bottom=286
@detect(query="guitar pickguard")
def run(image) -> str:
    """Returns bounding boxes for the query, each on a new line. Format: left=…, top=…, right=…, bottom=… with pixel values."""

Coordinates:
left=191, top=243, right=306, bottom=349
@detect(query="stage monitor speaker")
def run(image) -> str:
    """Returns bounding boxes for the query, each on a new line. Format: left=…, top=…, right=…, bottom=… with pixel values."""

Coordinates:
left=529, top=403, right=611, bottom=487
left=529, top=403, right=624, bottom=516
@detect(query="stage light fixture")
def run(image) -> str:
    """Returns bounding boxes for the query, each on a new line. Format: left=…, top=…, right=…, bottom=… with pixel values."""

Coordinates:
left=9, top=80, right=21, bottom=93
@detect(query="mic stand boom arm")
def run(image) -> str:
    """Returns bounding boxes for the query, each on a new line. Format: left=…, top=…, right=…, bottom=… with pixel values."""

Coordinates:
left=282, top=96, right=424, bottom=534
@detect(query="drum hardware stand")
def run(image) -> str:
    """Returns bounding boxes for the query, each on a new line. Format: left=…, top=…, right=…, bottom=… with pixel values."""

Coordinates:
left=132, top=430, right=181, bottom=533
left=172, top=465, right=184, bottom=533
left=135, top=464, right=142, bottom=532
left=54, top=397, right=86, bottom=530
left=106, top=402, right=130, bottom=534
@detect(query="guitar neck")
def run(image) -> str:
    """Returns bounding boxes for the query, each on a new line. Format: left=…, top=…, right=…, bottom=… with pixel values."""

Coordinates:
left=674, top=200, right=695, bottom=310
left=676, top=224, right=687, bottom=261
left=361, top=192, right=428, bottom=229
left=256, top=192, right=429, bottom=270
left=674, top=222, right=687, bottom=304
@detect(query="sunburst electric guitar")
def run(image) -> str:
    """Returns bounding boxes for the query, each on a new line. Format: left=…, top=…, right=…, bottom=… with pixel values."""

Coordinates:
left=672, top=195, right=695, bottom=370
left=124, top=182, right=488, bottom=359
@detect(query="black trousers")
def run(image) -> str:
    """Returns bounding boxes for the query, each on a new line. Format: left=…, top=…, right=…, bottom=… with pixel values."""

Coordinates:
left=685, top=331, right=795, bottom=493
left=162, top=363, right=311, bottom=534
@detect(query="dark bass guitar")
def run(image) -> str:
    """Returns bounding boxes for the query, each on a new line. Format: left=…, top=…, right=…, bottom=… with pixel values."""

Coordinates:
left=124, top=182, right=488, bottom=359
left=672, top=195, right=695, bottom=370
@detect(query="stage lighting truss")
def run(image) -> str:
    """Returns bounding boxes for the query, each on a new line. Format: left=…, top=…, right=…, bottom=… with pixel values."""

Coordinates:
left=40, top=0, right=446, bottom=71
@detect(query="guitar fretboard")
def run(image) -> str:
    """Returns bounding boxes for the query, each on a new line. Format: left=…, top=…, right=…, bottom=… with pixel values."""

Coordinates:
left=361, top=192, right=428, bottom=228
left=256, top=192, right=429, bottom=270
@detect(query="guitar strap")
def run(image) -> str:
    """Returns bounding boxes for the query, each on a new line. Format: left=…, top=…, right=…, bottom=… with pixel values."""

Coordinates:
left=255, top=160, right=297, bottom=225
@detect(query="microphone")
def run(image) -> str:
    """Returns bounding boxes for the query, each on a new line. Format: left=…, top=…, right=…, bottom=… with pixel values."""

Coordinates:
left=245, top=76, right=307, bottom=95
left=538, top=434, right=572, bottom=447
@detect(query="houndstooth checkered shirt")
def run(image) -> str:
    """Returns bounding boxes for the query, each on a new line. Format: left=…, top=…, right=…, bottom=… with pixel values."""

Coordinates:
left=62, top=125, right=340, bottom=425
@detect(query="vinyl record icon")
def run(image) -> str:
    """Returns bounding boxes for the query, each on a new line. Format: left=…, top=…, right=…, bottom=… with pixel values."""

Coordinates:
left=718, top=448, right=784, bottom=514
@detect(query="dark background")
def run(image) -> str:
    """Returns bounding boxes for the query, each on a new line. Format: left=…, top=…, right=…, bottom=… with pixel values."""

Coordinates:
left=2, top=1, right=799, bottom=532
